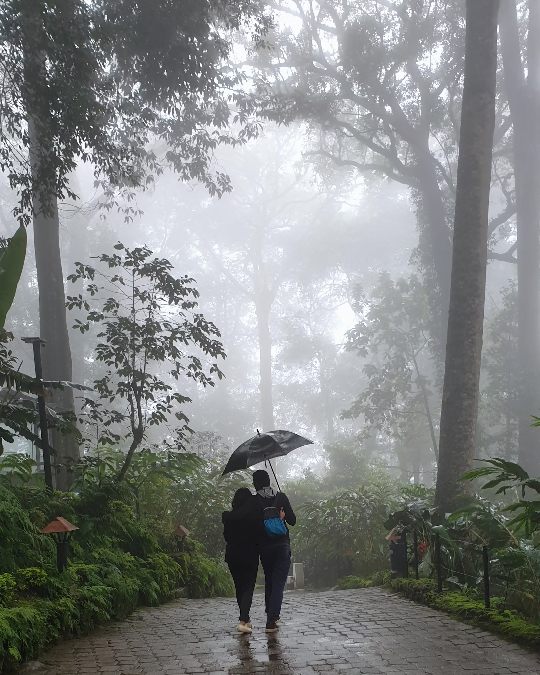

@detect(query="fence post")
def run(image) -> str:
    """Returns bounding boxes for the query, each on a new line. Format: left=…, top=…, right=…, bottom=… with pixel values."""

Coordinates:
left=482, top=546, right=490, bottom=609
left=293, top=562, right=304, bottom=590
left=413, top=529, right=419, bottom=580
left=435, top=533, right=443, bottom=593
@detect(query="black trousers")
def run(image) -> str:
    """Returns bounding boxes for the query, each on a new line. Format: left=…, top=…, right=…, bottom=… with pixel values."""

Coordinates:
left=260, top=544, right=291, bottom=621
left=227, top=558, right=258, bottom=623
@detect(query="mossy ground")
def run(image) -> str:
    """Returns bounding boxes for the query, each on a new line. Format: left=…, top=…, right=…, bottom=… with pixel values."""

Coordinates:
left=390, top=577, right=540, bottom=649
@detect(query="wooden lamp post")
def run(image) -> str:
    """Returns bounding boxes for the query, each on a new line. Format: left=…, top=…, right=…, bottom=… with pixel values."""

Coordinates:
left=41, top=517, right=79, bottom=572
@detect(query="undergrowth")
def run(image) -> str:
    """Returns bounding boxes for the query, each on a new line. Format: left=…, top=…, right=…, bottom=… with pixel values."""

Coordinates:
left=0, top=482, right=233, bottom=672
left=391, top=578, right=540, bottom=647
left=336, top=570, right=391, bottom=590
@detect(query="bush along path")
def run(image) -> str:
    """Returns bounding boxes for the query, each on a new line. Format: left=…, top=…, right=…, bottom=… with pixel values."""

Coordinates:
left=391, top=578, right=540, bottom=648
left=16, top=588, right=540, bottom=675
left=0, top=482, right=233, bottom=672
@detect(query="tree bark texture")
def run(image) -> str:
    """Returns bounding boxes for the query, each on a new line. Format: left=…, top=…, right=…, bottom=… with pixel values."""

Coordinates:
left=415, top=154, right=453, bottom=362
left=253, top=227, right=274, bottom=431
left=28, top=120, right=78, bottom=490
left=435, top=0, right=499, bottom=511
left=500, top=0, right=540, bottom=473
left=23, top=3, right=79, bottom=489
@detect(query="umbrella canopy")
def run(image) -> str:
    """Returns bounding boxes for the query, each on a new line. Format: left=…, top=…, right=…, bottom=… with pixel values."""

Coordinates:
left=222, top=429, right=313, bottom=475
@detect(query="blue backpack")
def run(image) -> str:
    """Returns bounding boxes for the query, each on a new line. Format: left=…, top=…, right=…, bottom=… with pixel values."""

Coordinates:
left=263, top=496, right=288, bottom=537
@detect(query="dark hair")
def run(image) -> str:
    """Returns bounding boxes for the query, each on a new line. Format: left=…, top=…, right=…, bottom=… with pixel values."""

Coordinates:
left=232, top=487, right=252, bottom=510
left=253, top=469, right=270, bottom=490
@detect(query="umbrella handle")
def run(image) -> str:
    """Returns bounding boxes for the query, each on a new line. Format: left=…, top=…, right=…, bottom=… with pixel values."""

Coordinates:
left=267, top=458, right=281, bottom=492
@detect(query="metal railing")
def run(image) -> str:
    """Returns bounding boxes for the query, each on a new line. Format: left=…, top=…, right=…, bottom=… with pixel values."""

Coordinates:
left=393, top=531, right=492, bottom=609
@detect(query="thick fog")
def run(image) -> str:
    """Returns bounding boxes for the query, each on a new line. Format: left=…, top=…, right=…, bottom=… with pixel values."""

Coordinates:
left=0, top=0, right=525, bottom=491
left=1, top=118, right=516, bottom=487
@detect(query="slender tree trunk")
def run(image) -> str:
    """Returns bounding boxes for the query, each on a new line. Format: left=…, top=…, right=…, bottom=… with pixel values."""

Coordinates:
left=255, top=289, right=274, bottom=430
left=500, top=0, right=540, bottom=474
left=253, top=227, right=274, bottom=431
left=411, top=350, right=439, bottom=461
left=318, top=355, right=335, bottom=442
left=29, top=124, right=78, bottom=491
left=23, top=3, right=78, bottom=490
left=415, top=156, right=453, bottom=361
left=435, top=0, right=499, bottom=511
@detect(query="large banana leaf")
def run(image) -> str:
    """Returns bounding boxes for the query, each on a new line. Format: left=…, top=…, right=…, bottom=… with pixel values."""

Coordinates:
left=0, top=226, right=27, bottom=329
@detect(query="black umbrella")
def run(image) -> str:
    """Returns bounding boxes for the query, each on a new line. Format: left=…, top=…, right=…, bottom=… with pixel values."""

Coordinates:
left=222, top=429, right=314, bottom=489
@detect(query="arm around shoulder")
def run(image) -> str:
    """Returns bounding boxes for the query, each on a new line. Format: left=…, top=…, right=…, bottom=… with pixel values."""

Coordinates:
left=280, top=493, right=296, bottom=526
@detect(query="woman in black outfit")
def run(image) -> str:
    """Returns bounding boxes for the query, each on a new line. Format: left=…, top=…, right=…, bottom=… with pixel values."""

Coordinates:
left=222, top=487, right=259, bottom=633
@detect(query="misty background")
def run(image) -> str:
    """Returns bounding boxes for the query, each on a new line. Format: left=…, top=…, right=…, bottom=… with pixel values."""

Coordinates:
left=1, top=113, right=516, bottom=485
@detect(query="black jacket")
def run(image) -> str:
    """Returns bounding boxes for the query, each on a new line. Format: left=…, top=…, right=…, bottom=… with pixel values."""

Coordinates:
left=222, top=507, right=260, bottom=565
left=223, top=490, right=296, bottom=550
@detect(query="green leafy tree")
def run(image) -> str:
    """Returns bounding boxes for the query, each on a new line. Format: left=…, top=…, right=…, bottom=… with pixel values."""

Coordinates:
left=74, top=446, right=201, bottom=524
left=345, top=273, right=438, bottom=480
left=0, top=0, right=267, bottom=487
left=292, top=471, right=400, bottom=585
left=0, top=336, right=82, bottom=459
left=67, top=243, right=225, bottom=481
left=255, top=0, right=517, bottom=361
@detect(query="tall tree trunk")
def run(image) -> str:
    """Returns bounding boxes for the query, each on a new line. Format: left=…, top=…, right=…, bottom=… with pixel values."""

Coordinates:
left=23, top=3, right=78, bottom=490
left=411, top=350, right=439, bottom=461
left=252, top=227, right=274, bottom=430
left=255, top=289, right=274, bottom=430
left=435, top=0, right=499, bottom=511
left=500, top=0, right=540, bottom=474
left=415, top=155, right=453, bottom=362
left=28, top=121, right=79, bottom=491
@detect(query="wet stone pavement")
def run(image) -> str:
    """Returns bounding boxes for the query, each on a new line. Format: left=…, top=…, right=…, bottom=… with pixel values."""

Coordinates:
left=22, top=588, right=540, bottom=675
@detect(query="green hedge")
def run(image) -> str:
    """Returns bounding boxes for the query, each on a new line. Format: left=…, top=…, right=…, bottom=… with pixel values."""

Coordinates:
left=336, top=570, right=391, bottom=590
left=391, top=578, right=540, bottom=647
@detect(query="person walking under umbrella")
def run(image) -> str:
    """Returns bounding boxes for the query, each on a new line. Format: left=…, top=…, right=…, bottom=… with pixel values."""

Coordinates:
left=252, top=469, right=296, bottom=632
left=222, top=429, right=309, bottom=631
left=222, top=470, right=296, bottom=632
left=222, top=488, right=260, bottom=634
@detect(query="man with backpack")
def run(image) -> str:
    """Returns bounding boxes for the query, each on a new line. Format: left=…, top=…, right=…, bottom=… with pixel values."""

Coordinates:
left=252, top=469, right=296, bottom=633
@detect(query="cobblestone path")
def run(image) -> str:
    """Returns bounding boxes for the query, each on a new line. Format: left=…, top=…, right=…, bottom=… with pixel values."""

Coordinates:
left=22, top=588, right=540, bottom=674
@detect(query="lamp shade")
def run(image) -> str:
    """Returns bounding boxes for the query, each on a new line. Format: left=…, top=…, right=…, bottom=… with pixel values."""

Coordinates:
left=41, top=517, right=79, bottom=534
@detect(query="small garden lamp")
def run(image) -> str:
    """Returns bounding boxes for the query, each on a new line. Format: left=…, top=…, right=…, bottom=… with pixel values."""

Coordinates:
left=41, top=517, right=79, bottom=572
left=174, top=524, right=190, bottom=552
left=174, top=524, right=190, bottom=540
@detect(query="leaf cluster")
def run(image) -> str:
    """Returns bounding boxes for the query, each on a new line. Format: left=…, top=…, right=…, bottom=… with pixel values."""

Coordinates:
left=66, top=243, right=225, bottom=473
left=463, top=458, right=540, bottom=538
left=0, top=0, right=271, bottom=225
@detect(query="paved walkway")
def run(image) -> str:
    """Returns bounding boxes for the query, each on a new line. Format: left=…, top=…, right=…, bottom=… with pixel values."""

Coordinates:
left=22, top=588, right=540, bottom=674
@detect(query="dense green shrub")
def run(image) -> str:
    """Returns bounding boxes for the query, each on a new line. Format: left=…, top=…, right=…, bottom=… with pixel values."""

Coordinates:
left=0, top=487, right=55, bottom=573
left=0, top=576, right=15, bottom=608
left=14, top=568, right=49, bottom=597
left=292, top=471, right=400, bottom=586
left=0, top=479, right=234, bottom=671
left=336, top=570, right=391, bottom=590
left=177, top=548, right=233, bottom=598
left=336, top=576, right=373, bottom=590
